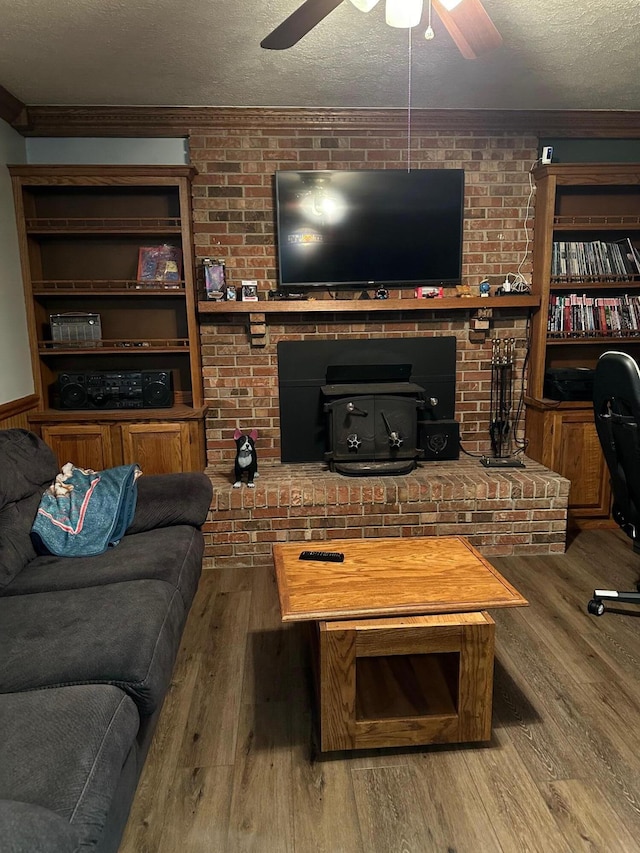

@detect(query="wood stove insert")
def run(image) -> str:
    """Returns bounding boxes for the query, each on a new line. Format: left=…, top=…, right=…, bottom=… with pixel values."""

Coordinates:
left=322, top=363, right=426, bottom=474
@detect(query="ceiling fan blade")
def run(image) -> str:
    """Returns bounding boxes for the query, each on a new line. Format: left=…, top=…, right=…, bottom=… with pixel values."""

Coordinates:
left=261, top=0, right=346, bottom=49
left=432, top=0, right=502, bottom=60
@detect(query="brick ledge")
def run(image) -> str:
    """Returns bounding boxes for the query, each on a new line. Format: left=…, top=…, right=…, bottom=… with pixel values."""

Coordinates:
left=202, top=457, right=569, bottom=566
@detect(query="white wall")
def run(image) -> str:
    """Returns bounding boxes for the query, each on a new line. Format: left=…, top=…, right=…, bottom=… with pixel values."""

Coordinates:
left=0, top=120, right=32, bottom=406
left=26, top=137, right=188, bottom=165
left=0, top=135, right=188, bottom=407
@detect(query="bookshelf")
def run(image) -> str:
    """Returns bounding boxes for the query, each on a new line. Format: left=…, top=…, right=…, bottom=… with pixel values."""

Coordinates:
left=526, top=163, right=640, bottom=524
left=9, top=165, right=206, bottom=474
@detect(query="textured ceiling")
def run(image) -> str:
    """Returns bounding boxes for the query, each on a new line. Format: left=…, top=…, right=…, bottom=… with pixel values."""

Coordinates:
left=0, top=0, right=639, bottom=111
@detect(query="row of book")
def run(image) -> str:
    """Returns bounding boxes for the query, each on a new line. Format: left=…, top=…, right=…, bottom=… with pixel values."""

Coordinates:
left=548, top=293, right=640, bottom=338
left=551, top=239, right=640, bottom=281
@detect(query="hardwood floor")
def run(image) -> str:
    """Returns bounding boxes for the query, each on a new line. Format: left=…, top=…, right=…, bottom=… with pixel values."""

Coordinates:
left=119, top=528, right=640, bottom=853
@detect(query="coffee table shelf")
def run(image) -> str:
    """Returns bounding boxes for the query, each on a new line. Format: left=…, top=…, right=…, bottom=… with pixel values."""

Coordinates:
left=356, top=653, right=458, bottom=721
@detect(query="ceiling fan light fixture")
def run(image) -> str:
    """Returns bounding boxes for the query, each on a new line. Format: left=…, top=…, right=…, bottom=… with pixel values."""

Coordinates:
left=432, top=0, right=502, bottom=58
left=348, top=0, right=382, bottom=11
left=385, top=0, right=423, bottom=28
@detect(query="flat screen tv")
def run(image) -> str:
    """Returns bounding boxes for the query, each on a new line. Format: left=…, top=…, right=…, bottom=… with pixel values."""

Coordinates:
left=274, top=168, right=464, bottom=291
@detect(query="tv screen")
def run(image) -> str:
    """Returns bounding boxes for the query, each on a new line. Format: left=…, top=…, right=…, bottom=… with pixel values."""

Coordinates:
left=275, top=168, right=464, bottom=291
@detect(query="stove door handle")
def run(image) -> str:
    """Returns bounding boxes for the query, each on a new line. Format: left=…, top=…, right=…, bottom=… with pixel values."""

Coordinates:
left=380, top=411, right=404, bottom=448
left=346, top=402, right=368, bottom=416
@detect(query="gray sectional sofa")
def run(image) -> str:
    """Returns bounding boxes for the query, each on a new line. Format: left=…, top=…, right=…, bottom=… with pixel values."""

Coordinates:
left=0, top=429, right=212, bottom=853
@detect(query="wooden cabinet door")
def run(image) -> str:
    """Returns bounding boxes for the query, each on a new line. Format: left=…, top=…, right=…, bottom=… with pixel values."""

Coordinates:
left=120, top=422, right=190, bottom=474
left=41, top=424, right=117, bottom=471
left=525, top=403, right=611, bottom=521
left=553, top=411, right=611, bottom=518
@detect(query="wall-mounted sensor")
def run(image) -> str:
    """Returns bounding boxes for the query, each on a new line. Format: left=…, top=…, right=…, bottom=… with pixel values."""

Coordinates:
left=541, top=146, right=553, bottom=164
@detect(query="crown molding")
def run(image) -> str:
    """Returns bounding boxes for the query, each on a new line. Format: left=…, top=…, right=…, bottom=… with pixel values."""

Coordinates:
left=13, top=105, right=640, bottom=138
left=0, top=85, right=28, bottom=127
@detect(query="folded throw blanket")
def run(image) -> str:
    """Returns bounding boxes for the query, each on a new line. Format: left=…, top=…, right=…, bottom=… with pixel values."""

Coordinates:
left=31, top=463, right=141, bottom=557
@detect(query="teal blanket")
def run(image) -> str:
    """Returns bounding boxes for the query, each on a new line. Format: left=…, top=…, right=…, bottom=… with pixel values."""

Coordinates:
left=31, top=463, right=140, bottom=557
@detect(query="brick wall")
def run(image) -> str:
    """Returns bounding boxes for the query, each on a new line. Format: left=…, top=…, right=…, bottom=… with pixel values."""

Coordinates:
left=190, top=125, right=537, bottom=294
left=187, top=115, right=569, bottom=558
left=200, top=314, right=530, bottom=465
left=188, top=120, right=538, bottom=466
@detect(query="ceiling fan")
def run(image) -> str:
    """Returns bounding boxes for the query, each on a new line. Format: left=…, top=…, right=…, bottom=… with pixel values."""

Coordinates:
left=261, top=0, right=502, bottom=59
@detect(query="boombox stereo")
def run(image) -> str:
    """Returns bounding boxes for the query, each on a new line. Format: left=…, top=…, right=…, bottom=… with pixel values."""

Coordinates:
left=55, top=371, right=174, bottom=410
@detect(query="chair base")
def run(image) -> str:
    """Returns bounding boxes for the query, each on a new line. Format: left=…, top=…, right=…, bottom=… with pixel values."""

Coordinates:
left=587, top=586, right=640, bottom=616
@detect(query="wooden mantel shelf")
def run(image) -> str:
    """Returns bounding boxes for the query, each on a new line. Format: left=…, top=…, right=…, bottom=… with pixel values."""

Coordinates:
left=198, top=295, right=539, bottom=315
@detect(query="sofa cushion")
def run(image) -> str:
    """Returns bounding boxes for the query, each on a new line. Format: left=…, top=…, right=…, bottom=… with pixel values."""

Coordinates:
left=126, top=471, right=212, bottom=534
left=0, top=800, right=79, bottom=853
left=0, top=579, right=186, bottom=715
left=0, top=430, right=59, bottom=589
left=2, top=524, right=203, bottom=609
left=0, top=684, right=139, bottom=852
left=0, top=491, right=42, bottom=590
left=0, top=429, right=58, bottom=506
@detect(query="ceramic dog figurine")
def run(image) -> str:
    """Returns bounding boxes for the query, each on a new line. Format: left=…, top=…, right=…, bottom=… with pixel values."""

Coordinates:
left=233, top=428, right=258, bottom=488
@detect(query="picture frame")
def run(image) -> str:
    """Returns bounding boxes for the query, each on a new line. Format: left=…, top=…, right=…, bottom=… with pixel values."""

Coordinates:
left=241, top=281, right=259, bottom=302
left=203, top=257, right=226, bottom=300
left=137, top=245, right=182, bottom=287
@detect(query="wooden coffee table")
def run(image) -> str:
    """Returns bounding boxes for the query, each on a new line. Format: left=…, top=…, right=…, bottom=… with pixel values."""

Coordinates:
left=273, top=536, right=528, bottom=752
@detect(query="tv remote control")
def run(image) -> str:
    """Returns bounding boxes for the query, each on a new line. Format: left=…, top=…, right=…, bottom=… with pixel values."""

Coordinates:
left=299, top=550, right=345, bottom=562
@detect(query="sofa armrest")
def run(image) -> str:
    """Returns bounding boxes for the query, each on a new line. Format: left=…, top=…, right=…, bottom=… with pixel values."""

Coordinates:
left=126, top=472, right=212, bottom=535
left=0, top=800, right=78, bottom=853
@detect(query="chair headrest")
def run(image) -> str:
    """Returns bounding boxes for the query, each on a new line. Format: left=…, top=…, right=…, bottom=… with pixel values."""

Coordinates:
left=594, top=351, right=640, bottom=414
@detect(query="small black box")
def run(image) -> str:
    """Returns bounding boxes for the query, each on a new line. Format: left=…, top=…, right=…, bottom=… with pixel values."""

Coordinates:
left=418, top=420, right=460, bottom=461
left=544, top=367, right=595, bottom=401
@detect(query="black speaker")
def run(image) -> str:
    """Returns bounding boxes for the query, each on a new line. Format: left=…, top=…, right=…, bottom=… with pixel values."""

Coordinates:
left=57, top=373, right=89, bottom=409
left=418, top=420, right=460, bottom=461
left=141, top=371, right=173, bottom=407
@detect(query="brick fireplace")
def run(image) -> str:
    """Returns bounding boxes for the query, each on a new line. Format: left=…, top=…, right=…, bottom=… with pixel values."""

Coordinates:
left=199, top=309, right=569, bottom=560
left=190, top=113, right=569, bottom=558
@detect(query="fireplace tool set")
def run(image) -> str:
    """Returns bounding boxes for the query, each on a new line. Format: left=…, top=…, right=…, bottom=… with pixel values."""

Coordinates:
left=481, top=337, right=524, bottom=468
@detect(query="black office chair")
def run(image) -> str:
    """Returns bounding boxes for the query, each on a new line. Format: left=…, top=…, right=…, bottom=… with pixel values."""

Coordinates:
left=589, top=350, right=640, bottom=615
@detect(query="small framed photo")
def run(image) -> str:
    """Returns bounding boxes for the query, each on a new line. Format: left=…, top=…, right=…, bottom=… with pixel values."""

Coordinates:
left=225, top=285, right=237, bottom=301
left=203, top=257, right=225, bottom=300
left=241, top=280, right=259, bottom=302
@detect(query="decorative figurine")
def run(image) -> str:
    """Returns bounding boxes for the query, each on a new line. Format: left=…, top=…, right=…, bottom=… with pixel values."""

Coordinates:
left=456, top=284, right=474, bottom=298
left=479, top=279, right=491, bottom=297
left=233, top=428, right=258, bottom=488
left=203, top=257, right=226, bottom=300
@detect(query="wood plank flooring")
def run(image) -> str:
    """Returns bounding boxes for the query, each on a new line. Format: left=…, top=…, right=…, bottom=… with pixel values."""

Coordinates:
left=119, top=528, right=640, bottom=853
